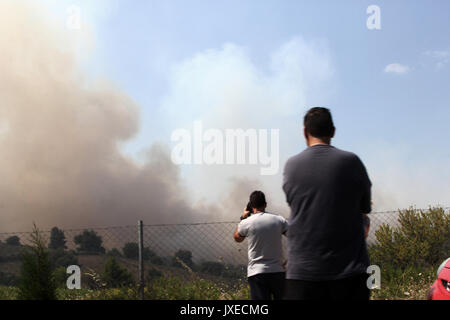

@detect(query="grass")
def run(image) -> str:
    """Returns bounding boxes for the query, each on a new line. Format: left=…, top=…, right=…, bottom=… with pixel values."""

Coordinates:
left=0, top=275, right=250, bottom=300
left=370, top=265, right=435, bottom=300
left=0, top=269, right=435, bottom=300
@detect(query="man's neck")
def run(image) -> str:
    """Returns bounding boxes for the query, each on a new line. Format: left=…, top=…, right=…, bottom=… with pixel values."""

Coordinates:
left=308, top=137, right=331, bottom=147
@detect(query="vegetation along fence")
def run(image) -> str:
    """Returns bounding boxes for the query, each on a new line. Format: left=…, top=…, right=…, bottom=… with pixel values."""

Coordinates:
left=0, top=207, right=448, bottom=300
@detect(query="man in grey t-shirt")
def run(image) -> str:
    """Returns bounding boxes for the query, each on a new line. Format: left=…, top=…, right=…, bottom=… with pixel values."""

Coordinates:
left=283, top=107, right=372, bottom=300
left=233, top=191, right=288, bottom=300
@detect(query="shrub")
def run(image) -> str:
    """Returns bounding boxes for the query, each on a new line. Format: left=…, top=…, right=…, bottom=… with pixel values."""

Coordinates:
left=52, top=266, right=68, bottom=288
left=144, top=276, right=250, bottom=300
left=200, top=261, right=225, bottom=276
left=74, top=230, right=105, bottom=254
left=147, top=267, right=163, bottom=282
left=17, top=224, right=57, bottom=300
left=122, top=243, right=163, bottom=264
left=122, top=242, right=139, bottom=259
left=102, top=257, right=135, bottom=288
left=5, top=236, right=20, bottom=246
left=370, top=207, right=450, bottom=269
left=222, top=264, right=247, bottom=279
left=172, top=249, right=194, bottom=269
left=48, top=227, right=67, bottom=250
left=0, top=241, right=22, bottom=262
left=107, top=248, right=122, bottom=257
left=0, top=286, right=19, bottom=300
left=49, top=248, right=78, bottom=269
left=369, top=265, right=435, bottom=300
left=149, top=253, right=164, bottom=266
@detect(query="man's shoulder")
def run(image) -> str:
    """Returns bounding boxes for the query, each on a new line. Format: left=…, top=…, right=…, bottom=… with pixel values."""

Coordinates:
left=284, top=147, right=359, bottom=167
left=263, top=212, right=287, bottom=222
left=332, top=147, right=360, bottom=161
left=284, top=151, right=308, bottom=171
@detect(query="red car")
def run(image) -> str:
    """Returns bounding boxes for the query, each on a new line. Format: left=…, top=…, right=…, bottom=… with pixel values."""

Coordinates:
left=428, top=258, right=450, bottom=300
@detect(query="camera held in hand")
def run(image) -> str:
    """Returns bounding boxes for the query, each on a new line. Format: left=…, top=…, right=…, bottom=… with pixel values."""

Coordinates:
left=245, top=202, right=252, bottom=216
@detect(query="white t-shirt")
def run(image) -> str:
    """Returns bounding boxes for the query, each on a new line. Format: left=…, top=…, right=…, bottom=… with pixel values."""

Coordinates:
left=237, top=212, right=288, bottom=277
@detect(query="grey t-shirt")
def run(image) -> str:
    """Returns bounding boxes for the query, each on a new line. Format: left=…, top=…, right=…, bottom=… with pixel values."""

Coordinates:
left=238, top=212, right=289, bottom=277
left=283, top=144, right=372, bottom=281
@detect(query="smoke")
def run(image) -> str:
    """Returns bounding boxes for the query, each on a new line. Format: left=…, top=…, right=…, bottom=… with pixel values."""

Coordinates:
left=0, top=2, right=339, bottom=232
left=0, top=2, right=224, bottom=231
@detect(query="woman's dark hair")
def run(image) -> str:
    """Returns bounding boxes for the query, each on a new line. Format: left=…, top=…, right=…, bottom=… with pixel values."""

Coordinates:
left=304, top=107, right=335, bottom=138
left=249, top=191, right=267, bottom=211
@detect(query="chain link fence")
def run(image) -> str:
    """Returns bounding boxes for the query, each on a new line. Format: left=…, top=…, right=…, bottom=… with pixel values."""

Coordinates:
left=0, top=208, right=448, bottom=293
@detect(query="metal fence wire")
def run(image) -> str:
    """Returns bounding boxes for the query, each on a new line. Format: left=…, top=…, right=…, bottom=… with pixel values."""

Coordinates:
left=0, top=207, right=448, bottom=291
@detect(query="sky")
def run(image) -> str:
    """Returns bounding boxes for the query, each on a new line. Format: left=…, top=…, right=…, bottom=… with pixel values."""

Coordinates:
left=1, top=0, right=450, bottom=229
left=90, top=0, right=450, bottom=209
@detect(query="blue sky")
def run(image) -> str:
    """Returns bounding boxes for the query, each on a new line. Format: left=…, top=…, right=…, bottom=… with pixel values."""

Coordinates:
left=81, top=0, right=450, bottom=153
left=42, top=0, right=450, bottom=210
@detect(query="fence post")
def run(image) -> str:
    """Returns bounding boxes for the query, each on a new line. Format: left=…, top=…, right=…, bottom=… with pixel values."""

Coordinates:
left=138, top=220, right=144, bottom=300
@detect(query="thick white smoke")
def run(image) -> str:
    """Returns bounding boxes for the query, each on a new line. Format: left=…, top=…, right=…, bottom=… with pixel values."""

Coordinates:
left=0, top=1, right=224, bottom=231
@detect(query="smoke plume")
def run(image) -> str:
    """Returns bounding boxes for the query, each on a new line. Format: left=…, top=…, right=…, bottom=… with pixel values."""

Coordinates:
left=0, top=2, right=224, bottom=231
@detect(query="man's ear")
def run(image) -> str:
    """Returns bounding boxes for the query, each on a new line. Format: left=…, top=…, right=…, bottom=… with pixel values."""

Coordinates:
left=304, top=127, right=310, bottom=146
left=303, top=127, right=309, bottom=140
left=331, top=127, right=336, bottom=138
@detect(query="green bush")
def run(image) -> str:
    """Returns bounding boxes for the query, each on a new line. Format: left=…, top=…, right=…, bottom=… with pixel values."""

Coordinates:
left=370, top=207, right=450, bottom=269
left=149, top=253, right=164, bottom=265
left=48, top=227, right=67, bottom=250
left=222, top=264, right=247, bottom=279
left=369, top=265, right=435, bottom=300
left=200, top=261, right=225, bottom=276
left=146, top=267, right=163, bottom=282
left=368, top=207, right=449, bottom=300
left=107, top=248, right=122, bottom=257
left=49, top=248, right=78, bottom=269
left=5, top=236, right=20, bottom=246
left=102, top=257, right=135, bottom=288
left=144, top=276, right=250, bottom=300
left=172, top=249, right=194, bottom=269
left=74, top=230, right=105, bottom=254
left=17, top=224, right=57, bottom=300
left=0, top=242, right=23, bottom=262
left=0, top=286, right=19, bottom=300
left=122, top=243, right=162, bottom=264
left=122, top=242, right=139, bottom=259
left=52, top=266, right=68, bottom=288
left=145, top=276, right=221, bottom=300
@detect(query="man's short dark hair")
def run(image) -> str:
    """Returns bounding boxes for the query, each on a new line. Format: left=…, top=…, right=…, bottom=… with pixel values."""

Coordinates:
left=304, top=107, right=335, bottom=138
left=249, top=191, right=266, bottom=211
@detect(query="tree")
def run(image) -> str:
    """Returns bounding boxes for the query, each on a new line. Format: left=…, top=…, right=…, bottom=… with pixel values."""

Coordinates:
left=103, top=257, right=134, bottom=288
left=172, top=249, right=194, bottom=269
left=17, top=224, right=56, bottom=300
left=148, top=251, right=164, bottom=265
left=107, top=248, right=122, bottom=257
left=122, top=242, right=139, bottom=259
left=52, top=266, right=68, bottom=288
left=6, top=236, right=20, bottom=246
left=48, top=227, right=67, bottom=250
left=122, top=243, right=162, bottom=263
left=146, top=267, right=163, bottom=282
left=49, top=248, right=78, bottom=269
left=74, top=230, right=105, bottom=254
